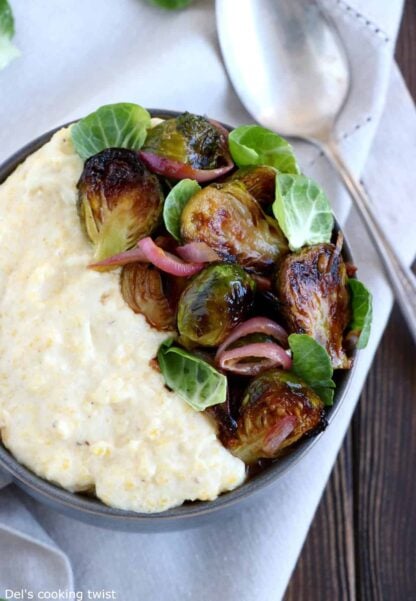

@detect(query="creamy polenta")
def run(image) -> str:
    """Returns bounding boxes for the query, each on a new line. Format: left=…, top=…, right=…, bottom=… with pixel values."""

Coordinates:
left=0, top=128, right=245, bottom=513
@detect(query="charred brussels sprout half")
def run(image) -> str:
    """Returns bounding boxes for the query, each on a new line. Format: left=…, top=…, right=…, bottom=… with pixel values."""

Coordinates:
left=177, top=263, right=256, bottom=348
left=180, top=182, right=288, bottom=273
left=229, top=165, right=277, bottom=207
left=224, top=369, right=326, bottom=464
left=142, top=112, right=229, bottom=170
left=77, top=148, right=163, bottom=261
left=276, top=240, right=351, bottom=369
left=120, top=263, right=175, bottom=331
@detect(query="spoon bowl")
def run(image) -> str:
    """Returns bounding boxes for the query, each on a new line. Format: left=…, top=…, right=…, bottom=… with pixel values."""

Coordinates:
left=218, top=0, right=349, bottom=140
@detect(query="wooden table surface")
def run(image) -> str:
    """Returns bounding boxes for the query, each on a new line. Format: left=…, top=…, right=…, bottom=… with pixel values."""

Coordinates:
left=284, top=2, right=416, bottom=600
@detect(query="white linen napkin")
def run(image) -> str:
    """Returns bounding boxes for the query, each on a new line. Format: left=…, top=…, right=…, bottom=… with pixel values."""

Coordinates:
left=0, top=489, right=73, bottom=596
left=0, top=1, right=414, bottom=599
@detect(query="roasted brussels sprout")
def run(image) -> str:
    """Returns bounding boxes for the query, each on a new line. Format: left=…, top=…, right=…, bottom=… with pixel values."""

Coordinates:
left=78, top=148, right=163, bottom=261
left=229, top=165, right=276, bottom=207
left=120, top=263, right=175, bottom=331
left=276, top=239, right=351, bottom=369
left=177, top=263, right=256, bottom=348
left=223, top=369, right=326, bottom=464
left=180, top=182, right=288, bottom=273
left=140, top=112, right=232, bottom=180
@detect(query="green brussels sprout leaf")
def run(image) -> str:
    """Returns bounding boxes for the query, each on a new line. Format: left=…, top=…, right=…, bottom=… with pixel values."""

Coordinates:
left=348, top=279, right=372, bottom=349
left=157, top=338, right=227, bottom=411
left=228, top=125, right=300, bottom=174
left=146, top=0, right=193, bottom=9
left=288, top=334, right=335, bottom=406
left=71, top=103, right=151, bottom=160
left=163, top=179, right=201, bottom=241
left=272, top=174, right=334, bottom=251
left=0, top=0, right=20, bottom=71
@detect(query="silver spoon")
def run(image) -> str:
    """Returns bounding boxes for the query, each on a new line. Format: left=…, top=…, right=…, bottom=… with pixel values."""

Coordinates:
left=216, top=0, right=416, bottom=343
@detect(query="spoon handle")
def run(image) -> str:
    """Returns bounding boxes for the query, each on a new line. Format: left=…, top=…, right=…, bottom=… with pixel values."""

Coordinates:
left=322, top=139, right=416, bottom=345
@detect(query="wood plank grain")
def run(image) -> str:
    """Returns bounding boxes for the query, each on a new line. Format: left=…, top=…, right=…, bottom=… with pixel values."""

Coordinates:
left=284, top=434, right=356, bottom=601
left=353, top=307, right=416, bottom=600
left=395, top=0, right=416, bottom=97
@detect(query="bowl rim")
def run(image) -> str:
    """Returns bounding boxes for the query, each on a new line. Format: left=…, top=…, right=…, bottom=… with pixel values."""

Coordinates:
left=0, top=110, right=357, bottom=525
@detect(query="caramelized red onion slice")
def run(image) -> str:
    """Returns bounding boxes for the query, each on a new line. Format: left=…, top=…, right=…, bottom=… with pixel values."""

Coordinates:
left=138, top=151, right=234, bottom=183
left=176, top=242, right=219, bottom=263
left=138, top=237, right=204, bottom=276
left=89, top=237, right=203, bottom=276
left=263, top=415, right=297, bottom=455
left=217, top=342, right=292, bottom=375
left=215, top=316, right=289, bottom=361
left=89, top=246, right=147, bottom=269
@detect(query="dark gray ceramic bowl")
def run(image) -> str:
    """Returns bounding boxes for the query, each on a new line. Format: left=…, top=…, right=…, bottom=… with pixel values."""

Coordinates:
left=0, top=111, right=356, bottom=531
